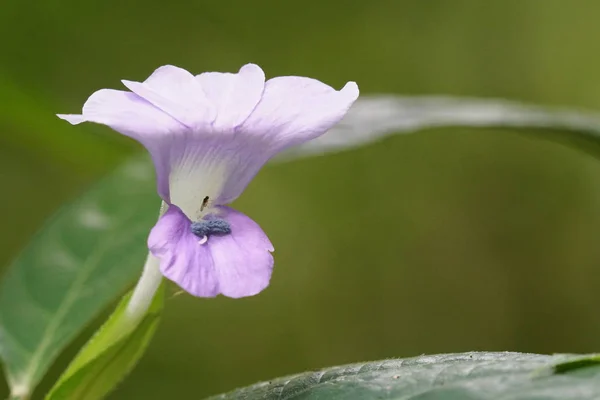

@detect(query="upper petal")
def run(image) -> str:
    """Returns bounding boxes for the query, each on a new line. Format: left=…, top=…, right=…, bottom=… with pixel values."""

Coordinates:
left=196, top=63, right=265, bottom=130
left=148, top=205, right=274, bottom=298
left=240, top=76, right=359, bottom=150
left=58, top=88, right=188, bottom=202
left=58, top=65, right=360, bottom=210
left=122, top=65, right=215, bottom=129
left=57, top=89, right=185, bottom=142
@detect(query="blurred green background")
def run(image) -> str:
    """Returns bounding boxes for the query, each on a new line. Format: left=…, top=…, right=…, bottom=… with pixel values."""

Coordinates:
left=3, top=0, right=600, bottom=398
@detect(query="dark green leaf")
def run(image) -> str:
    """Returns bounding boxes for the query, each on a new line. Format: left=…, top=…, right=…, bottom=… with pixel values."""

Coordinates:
left=553, top=354, right=600, bottom=374
left=45, top=283, right=165, bottom=400
left=208, top=352, right=600, bottom=400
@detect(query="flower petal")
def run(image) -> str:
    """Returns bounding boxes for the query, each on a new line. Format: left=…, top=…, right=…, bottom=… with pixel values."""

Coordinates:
left=195, top=63, right=265, bottom=130
left=148, top=205, right=274, bottom=298
left=57, top=89, right=185, bottom=142
left=58, top=65, right=360, bottom=213
left=122, top=65, right=215, bottom=129
left=241, top=76, right=359, bottom=150
left=58, top=88, right=189, bottom=202
left=209, top=206, right=274, bottom=298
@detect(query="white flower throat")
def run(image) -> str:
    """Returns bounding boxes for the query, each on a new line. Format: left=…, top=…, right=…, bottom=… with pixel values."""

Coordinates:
left=169, top=154, right=229, bottom=220
left=169, top=157, right=232, bottom=244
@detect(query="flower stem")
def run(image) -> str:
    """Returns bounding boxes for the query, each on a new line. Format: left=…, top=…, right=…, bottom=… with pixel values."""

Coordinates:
left=7, top=394, right=28, bottom=400
left=125, top=253, right=163, bottom=322
left=125, top=202, right=167, bottom=322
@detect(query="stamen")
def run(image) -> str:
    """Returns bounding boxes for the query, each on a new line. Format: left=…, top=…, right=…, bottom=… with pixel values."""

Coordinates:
left=190, top=218, right=232, bottom=242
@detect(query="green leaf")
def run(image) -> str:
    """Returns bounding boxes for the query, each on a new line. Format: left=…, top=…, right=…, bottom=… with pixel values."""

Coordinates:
left=45, top=283, right=165, bottom=400
left=286, top=96, right=600, bottom=160
left=207, top=352, right=600, bottom=400
left=553, top=354, right=600, bottom=374
left=0, top=156, right=157, bottom=399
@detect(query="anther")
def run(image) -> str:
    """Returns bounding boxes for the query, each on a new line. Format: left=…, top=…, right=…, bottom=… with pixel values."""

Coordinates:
left=190, top=218, right=232, bottom=242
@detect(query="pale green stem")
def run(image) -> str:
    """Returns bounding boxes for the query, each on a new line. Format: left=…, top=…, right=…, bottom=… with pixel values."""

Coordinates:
left=8, top=376, right=31, bottom=400
left=7, top=393, right=28, bottom=400
left=125, top=202, right=168, bottom=322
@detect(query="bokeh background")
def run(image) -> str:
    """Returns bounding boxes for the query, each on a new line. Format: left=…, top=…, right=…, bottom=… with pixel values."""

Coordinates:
left=3, top=0, right=600, bottom=398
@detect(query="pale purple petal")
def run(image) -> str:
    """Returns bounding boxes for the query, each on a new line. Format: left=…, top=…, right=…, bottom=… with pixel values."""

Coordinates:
left=58, top=65, right=359, bottom=213
left=58, top=88, right=189, bottom=202
left=148, top=205, right=274, bottom=298
left=58, top=114, right=86, bottom=124
left=118, top=64, right=268, bottom=206
left=122, top=65, right=215, bottom=130
left=196, top=63, right=265, bottom=130
left=209, top=206, right=274, bottom=297
left=57, top=89, right=185, bottom=143
left=240, top=77, right=359, bottom=150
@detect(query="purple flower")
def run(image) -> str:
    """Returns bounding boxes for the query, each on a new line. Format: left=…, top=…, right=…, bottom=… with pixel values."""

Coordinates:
left=58, top=64, right=359, bottom=298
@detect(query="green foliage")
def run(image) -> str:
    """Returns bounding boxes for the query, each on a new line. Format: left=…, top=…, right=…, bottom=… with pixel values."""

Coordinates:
left=45, top=284, right=165, bottom=400
left=553, top=354, right=600, bottom=374
left=208, top=352, right=600, bottom=400
left=0, top=157, right=157, bottom=399
left=4, top=2, right=600, bottom=399
left=287, top=96, right=600, bottom=161
left=5, top=96, right=600, bottom=399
